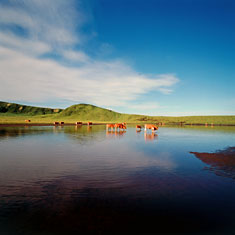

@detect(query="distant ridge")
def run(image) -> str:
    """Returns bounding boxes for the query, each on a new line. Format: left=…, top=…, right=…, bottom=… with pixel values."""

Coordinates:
left=0, top=101, right=62, bottom=115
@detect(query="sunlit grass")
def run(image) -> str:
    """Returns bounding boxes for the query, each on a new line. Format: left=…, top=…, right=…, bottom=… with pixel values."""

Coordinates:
left=0, top=113, right=234, bottom=125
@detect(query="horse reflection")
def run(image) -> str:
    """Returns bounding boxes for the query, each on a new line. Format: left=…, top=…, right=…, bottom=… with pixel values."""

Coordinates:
left=106, top=130, right=126, bottom=138
left=75, top=125, right=82, bottom=131
left=144, top=132, right=158, bottom=142
left=53, top=126, right=59, bottom=133
left=87, top=126, right=92, bottom=132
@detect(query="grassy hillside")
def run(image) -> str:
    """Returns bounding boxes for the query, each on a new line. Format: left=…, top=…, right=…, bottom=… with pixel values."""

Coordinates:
left=0, top=101, right=62, bottom=115
left=0, top=101, right=235, bottom=125
left=58, top=104, right=149, bottom=122
left=59, top=104, right=123, bottom=121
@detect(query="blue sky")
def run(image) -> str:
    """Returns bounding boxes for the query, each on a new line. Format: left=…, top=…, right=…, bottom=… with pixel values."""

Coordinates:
left=0, top=0, right=234, bottom=115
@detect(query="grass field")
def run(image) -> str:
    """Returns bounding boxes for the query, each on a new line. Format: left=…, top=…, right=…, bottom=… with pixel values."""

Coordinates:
left=1, top=113, right=235, bottom=126
left=0, top=102, right=235, bottom=125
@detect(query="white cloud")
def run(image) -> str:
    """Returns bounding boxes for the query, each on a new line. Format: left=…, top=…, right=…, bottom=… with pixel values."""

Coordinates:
left=0, top=0, right=85, bottom=54
left=0, top=0, right=179, bottom=110
left=0, top=32, right=51, bottom=56
left=0, top=46, right=179, bottom=107
left=62, top=50, right=90, bottom=63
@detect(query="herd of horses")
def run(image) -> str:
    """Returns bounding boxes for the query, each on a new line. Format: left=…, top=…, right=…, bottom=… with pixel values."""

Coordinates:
left=24, top=119, right=158, bottom=132
left=106, top=123, right=158, bottom=132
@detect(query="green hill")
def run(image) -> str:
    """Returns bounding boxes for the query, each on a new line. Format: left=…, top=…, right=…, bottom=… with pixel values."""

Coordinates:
left=59, top=103, right=124, bottom=121
left=0, top=101, right=62, bottom=116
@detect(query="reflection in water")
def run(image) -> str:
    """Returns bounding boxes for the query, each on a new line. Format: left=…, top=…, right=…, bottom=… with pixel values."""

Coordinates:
left=1, top=126, right=235, bottom=234
left=74, top=125, right=82, bottom=131
left=190, top=147, right=235, bottom=179
left=53, top=125, right=63, bottom=133
left=106, top=130, right=126, bottom=138
left=0, top=126, right=51, bottom=140
left=144, top=132, right=158, bottom=142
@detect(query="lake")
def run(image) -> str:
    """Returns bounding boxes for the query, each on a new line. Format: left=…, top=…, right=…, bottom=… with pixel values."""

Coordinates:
left=0, top=125, right=235, bottom=234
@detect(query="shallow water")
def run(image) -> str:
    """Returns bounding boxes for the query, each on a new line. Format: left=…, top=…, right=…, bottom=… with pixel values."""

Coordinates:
left=0, top=125, right=235, bottom=234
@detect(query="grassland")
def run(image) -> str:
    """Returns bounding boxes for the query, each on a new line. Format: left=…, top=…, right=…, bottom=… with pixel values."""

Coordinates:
left=0, top=101, right=62, bottom=115
left=0, top=101, right=235, bottom=125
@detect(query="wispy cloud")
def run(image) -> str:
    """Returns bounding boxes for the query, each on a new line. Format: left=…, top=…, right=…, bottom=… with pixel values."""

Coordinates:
left=62, top=50, right=91, bottom=63
left=0, top=0, right=179, bottom=110
left=0, top=0, right=83, bottom=49
left=0, top=31, right=51, bottom=55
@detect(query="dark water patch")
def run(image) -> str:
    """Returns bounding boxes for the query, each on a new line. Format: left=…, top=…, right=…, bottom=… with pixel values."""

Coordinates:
left=190, top=147, right=235, bottom=179
left=1, top=186, right=234, bottom=234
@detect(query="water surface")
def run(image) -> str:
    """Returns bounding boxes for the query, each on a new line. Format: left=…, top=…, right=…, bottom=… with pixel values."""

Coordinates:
left=0, top=125, right=235, bottom=234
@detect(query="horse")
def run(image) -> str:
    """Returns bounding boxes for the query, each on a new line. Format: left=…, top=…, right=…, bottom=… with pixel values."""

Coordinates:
left=87, top=122, right=93, bottom=125
left=106, top=124, right=115, bottom=131
left=136, top=125, right=142, bottom=130
left=144, top=124, right=158, bottom=132
left=75, top=122, right=82, bottom=125
left=114, top=123, right=127, bottom=130
left=25, top=119, right=31, bottom=123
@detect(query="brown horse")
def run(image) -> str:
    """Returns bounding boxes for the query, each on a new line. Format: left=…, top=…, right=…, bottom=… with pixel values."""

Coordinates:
left=136, top=125, right=142, bottom=130
left=87, top=122, right=93, bottom=125
left=144, top=124, right=158, bottom=132
left=75, top=121, right=82, bottom=125
left=115, top=123, right=127, bottom=130
left=106, top=124, right=115, bottom=131
left=25, top=120, right=31, bottom=123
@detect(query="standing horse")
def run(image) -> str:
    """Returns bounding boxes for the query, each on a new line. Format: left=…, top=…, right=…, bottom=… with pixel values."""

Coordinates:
left=114, top=123, right=127, bottom=131
left=106, top=124, right=115, bottom=131
left=144, top=124, right=158, bottom=132
left=75, top=122, right=82, bottom=125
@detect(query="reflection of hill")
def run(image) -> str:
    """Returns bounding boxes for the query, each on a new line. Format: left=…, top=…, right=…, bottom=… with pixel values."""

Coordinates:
left=0, top=127, right=51, bottom=140
left=190, top=147, right=235, bottom=179
left=0, top=126, right=107, bottom=142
